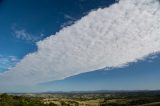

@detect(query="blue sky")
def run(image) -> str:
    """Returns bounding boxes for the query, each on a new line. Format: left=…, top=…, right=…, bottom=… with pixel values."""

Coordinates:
left=0, top=0, right=160, bottom=92
left=41, top=54, right=160, bottom=91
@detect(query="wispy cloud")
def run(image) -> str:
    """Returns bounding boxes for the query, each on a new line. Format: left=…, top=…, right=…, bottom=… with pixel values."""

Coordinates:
left=0, top=55, right=19, bottom=72
left=0, top=0, right=160, bottom=87
left=12, top=26, right=44, bottom=42
left=64, top=14, right=77, bottom=21
left=60, top=14, right=77, bottom=28
left=60, top=20, right=75, bottom=28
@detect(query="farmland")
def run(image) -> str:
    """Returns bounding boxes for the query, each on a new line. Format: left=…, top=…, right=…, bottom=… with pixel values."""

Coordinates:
left=1, top=90, right=160, bottom=106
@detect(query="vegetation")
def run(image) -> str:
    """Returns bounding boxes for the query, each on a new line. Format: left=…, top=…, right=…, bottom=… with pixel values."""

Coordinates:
left=0, top=93, right=57, bottom=106
left=1, top=91, right=160, bottom=106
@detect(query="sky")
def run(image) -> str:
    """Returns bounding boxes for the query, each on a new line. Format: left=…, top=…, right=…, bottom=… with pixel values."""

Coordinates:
left=0, top=0, right=160, bottom=92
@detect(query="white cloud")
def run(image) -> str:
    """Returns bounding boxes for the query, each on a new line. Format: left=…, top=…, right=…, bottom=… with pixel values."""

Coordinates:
left=1, top=0, right=160, bottom=86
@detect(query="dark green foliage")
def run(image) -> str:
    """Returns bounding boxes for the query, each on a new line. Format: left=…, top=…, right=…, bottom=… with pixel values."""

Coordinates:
left=48, top=103, right=58, bottom=106
left=0, top=94, right=57, bottom=106
left=0, top=93, right=15, bottom=106
left=60, top=101, right=68, bottom=106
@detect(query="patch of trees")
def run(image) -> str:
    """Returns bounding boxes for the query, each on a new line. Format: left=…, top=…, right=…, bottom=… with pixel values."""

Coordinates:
left=0, top=93, right=57, bottom=106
